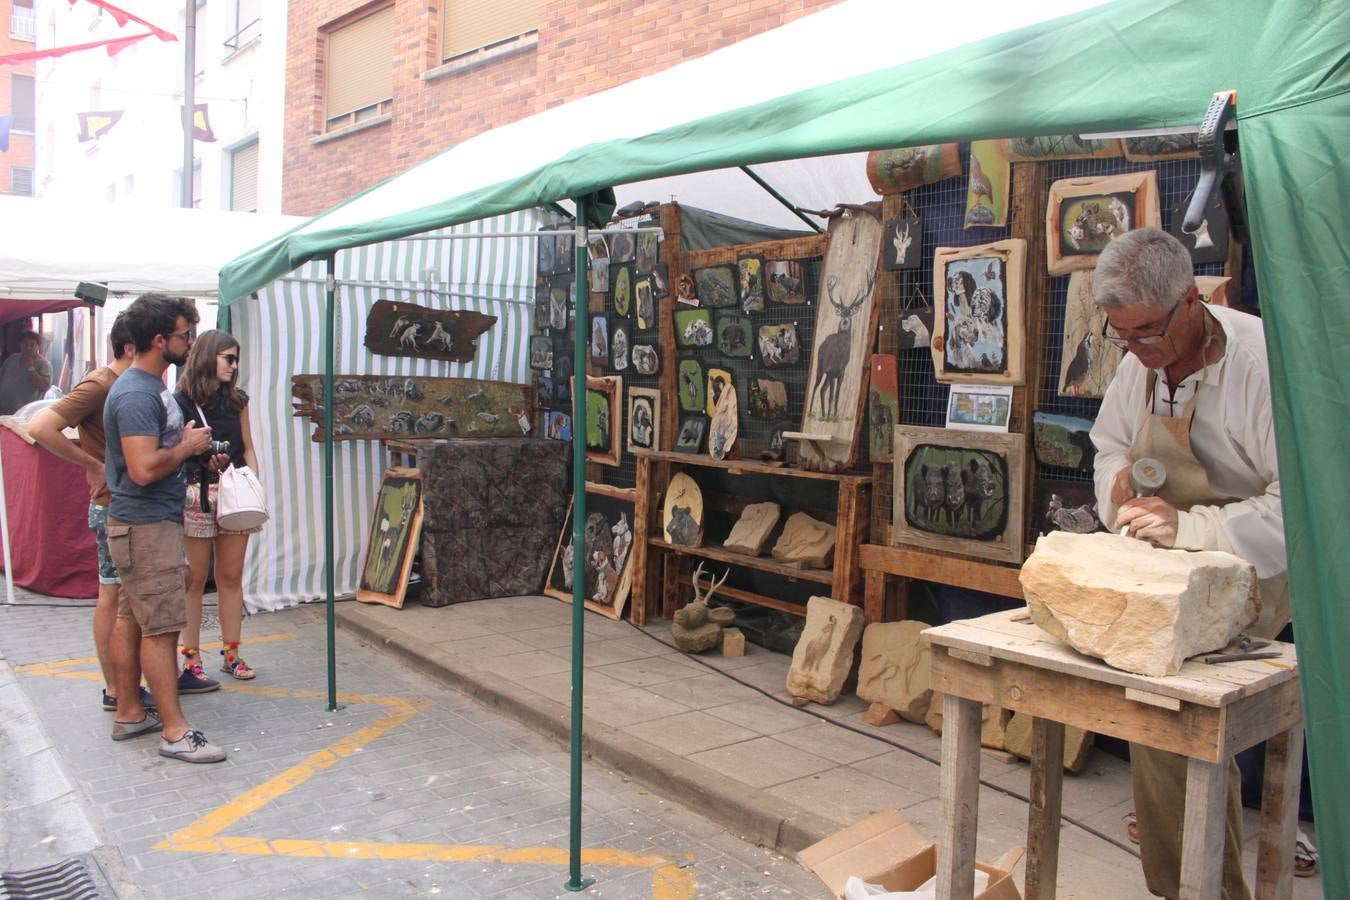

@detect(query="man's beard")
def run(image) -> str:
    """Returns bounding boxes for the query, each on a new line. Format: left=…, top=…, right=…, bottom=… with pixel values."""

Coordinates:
left=164, top=347, right=190, bottom=366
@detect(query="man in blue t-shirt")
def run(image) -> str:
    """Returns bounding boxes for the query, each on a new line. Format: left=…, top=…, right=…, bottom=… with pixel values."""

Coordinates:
left=103, top=293, right=228, bottom=763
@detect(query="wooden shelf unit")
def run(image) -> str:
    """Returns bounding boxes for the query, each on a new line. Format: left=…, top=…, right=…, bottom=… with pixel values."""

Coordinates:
left=632, top=450, right=870, bottom=625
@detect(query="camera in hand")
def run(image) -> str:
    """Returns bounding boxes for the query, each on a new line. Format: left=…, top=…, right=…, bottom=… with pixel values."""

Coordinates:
left=208, top=440, right=231, bottom=457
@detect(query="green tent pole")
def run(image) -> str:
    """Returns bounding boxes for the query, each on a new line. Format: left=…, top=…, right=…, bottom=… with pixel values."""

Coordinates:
left=564, top=205, right=594, bottom=893
left=323, top=253, right=340, bottom=712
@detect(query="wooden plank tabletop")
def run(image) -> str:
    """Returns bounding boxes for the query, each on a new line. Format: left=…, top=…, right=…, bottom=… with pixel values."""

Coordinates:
left=632, top=450, right=873, bottom=484
left=923, top=610, right=1298, bottom=708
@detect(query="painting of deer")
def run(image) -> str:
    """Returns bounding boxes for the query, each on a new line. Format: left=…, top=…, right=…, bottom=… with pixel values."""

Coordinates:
left=810, top=267, right=877, bottom=421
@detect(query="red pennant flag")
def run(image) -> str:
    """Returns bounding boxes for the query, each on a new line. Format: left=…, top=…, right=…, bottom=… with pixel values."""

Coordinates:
left=77, top=110, right=124, bottom=142
left=0, top=32, right=151, bottom=66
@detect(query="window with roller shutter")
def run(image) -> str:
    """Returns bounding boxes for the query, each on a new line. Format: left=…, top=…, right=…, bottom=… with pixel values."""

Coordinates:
left=11, top=168, right=34, bottom=197
left=441, top=0, right=537, bottom=62
left=230, top=140, right=258, bottom=212
left=324, top=4, right=394, bottom=132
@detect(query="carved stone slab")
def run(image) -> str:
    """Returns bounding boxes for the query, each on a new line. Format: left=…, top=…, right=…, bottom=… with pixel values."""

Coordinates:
left=364, top=299, right=497, bottom=363
left=770, top=512, right=836, bottom=569
left=661, top=472, right=704, bottom=548
left=855, top=621, right=932, bottom=724
left=787, top=595, right=865, bottom=704
left=1021, top=531, right=1260, bottom=676
left=292, top=375, right=531, bottom=442
left=723, top=502, right=780, bottom=556
left=1003, top=712, right=1093, bottom=773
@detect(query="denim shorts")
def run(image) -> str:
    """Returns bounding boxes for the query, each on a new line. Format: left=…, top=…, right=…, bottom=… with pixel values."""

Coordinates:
left=87, top=504, right=121, bottom=585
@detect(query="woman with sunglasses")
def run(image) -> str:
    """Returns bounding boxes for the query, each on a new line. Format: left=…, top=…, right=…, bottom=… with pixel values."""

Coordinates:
left=173, top=330, right=263, bottom=689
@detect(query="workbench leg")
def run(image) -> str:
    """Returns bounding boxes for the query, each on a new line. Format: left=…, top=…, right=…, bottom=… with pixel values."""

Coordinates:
left=1025, top=718, right=1065, bottom=900
left=1179, top=757, right=1228, bottom=900
left=1255, top=726, right=1302, bottom=900
left=937, top=695, right=982, bottom=900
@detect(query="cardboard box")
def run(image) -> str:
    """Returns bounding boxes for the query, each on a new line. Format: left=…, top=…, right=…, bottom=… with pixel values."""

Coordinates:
left=797, top=809, right=1023, bottom=900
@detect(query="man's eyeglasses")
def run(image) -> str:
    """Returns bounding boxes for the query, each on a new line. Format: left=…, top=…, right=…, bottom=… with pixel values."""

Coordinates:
left=164, top=328, right=195, bottom=343
left=1101, top=299, right=1181, bottom=349
left=221, top=354, right=240, bottom=365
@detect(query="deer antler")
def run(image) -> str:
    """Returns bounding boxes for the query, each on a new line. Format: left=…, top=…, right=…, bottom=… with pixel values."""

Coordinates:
left=691, top=561, right=730, bottom=605
left=827, top=267, right=878, bottom=318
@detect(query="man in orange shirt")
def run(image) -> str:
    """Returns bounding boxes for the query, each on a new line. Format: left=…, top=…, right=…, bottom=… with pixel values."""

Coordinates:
left=29, top=314, right=151, bottom=713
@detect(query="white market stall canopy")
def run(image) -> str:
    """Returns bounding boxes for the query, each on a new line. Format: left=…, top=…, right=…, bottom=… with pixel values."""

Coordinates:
left=0, top=195, right=303, bottom=304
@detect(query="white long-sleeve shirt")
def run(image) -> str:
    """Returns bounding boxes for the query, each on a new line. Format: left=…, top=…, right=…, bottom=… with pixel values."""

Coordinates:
left=1090, top=303, right=1286, bottom=579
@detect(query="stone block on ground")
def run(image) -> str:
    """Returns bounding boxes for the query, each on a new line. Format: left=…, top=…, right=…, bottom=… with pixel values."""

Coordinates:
left=723, top=502, right=781, bottom=556
left=855, top=621, right=932, bottom=724
left=721, top=627, right=745, bottom=657
left=1020, top=531, right=1260, bottom=676
left=786, top=595, right=864, bottom=704
left=770, top=513, right=836, bottom=568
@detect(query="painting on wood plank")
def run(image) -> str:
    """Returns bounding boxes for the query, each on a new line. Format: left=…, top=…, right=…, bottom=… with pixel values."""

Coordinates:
left=292, top=375, right=531, bottom=442
left=364, top=300, right=497, bottom=364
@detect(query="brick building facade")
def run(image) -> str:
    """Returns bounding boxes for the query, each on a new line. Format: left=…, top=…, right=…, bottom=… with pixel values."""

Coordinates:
left=2, top=0, right=36, bottom=196
left=283, top=0, right=843, bottom=216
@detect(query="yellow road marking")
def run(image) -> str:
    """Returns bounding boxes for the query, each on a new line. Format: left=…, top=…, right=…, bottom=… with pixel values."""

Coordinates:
left=22, top=640, right=699, bottom=897
left=13, top=632, right=298, bottom=676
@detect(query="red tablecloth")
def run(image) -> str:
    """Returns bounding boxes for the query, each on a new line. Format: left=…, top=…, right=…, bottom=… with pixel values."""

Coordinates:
left=0, top=425, right=98, bottom=598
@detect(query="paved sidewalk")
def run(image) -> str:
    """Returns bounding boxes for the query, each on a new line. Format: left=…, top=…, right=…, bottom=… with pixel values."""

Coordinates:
left=0, top=597, right=824, bottom=898
left=337, top=594, right=1324, bottom=900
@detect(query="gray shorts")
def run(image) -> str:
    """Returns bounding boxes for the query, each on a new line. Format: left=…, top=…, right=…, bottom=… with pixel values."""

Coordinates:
left=87, top=504, right=121, bottom=585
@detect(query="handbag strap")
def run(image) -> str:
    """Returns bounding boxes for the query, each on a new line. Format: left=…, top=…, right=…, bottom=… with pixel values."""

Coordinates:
left=191, top=400, right=215, bottom=513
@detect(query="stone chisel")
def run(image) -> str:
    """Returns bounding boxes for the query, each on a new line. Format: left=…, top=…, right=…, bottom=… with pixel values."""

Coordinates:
left=1120, top=457, right=1167, bottom=536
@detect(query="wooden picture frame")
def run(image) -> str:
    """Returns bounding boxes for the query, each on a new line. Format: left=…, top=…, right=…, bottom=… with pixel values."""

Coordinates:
left=627, top=387, right=660, bottom=453
left=543, top=483, right=637, bottom=620
left=891, top=425, right=1026, bottom=564
left=572, top=375, right=621, bottom=467
left=866, top=144, right=961, bottom=194
left=931, top=238, right=1027, bottom=385
left=356, top=467, right=424, bottom=608
left=1046, top=171, right=1160, bottom=275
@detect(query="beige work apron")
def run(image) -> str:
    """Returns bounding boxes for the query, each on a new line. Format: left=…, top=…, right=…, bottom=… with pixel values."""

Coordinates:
left=1125, top=365, right=1286, bottom=900
left=1126, top=369, right=1290, bottom=639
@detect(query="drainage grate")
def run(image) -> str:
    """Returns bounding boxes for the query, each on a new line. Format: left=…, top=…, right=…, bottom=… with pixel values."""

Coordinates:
left=0, top=858, right=100, bottom=899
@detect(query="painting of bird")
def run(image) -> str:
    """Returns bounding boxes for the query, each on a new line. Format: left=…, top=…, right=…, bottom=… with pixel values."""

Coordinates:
left=1062, top=332, right=1094, bottom=393
left=968, top=153, right=994, bottom=210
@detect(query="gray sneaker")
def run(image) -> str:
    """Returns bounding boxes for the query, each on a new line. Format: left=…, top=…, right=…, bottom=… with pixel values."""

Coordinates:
left=111, top=709, right=163, bottom=741
left=159, top=728, right=227, bottom=764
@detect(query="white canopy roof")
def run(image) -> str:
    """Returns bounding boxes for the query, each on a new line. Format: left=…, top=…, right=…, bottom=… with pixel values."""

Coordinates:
left=0, top=195, right=303, bottom=302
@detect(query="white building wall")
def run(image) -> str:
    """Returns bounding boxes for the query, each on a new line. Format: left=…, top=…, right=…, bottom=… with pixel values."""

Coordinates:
left=34, top=0, right=285, bottom=214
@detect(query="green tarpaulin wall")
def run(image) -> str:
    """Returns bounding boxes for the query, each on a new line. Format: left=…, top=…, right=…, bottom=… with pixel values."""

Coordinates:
left=221, top=0, right=1348, bottom=888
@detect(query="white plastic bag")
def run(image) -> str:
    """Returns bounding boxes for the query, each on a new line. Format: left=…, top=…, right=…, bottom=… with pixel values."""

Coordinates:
left=843, top=869, right=988, bottom=900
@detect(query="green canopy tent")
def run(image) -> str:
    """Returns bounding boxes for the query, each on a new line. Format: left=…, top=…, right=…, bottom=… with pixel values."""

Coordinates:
left=221, top=0, right=1348, bottom=891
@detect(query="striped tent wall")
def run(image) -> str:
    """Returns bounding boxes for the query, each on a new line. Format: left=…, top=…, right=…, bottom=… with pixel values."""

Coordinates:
left=232, top=209, right=542, bottom=610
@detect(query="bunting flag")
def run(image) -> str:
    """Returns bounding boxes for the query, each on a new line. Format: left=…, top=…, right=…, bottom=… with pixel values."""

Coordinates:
left=188, top=104, right=216, bottom=142
left=0, top=32, right=152, bottom=66
left=77, top=110, right=124, bottom=142
left=66, top=0, right=177, bottom=42
left=0, top=115, right=12, bottom=153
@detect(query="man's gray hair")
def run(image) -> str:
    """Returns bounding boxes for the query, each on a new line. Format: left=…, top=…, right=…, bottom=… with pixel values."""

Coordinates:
left=1092, top=227, right=1193, bottom=311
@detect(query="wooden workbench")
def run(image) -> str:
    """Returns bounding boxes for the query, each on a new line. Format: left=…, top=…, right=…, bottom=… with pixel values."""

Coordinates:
left=923, top=611, right=1302, bottom=900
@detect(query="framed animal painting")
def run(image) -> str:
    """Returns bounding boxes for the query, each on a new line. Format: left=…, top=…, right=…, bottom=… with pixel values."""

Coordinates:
left=586, top=236, right=610, bottom=293
left=799, top=207, right=884, bottom=471
left=589, top=315, right=609, bottom=366
left=544, top=411, right=572, bottom=441
left=609, top=319, right=631, bottom=373
left=897, top=304, right=934, bottom=352
left=964, top=139, right=1010, bottom=229
left=747, top=377, right=789, bottom=420
left=1032, top=411, right=1097, bottom=472
left=677, top=359, right=705, bottom=413
left=554, top=232, right=574, bottom=274
left=630, top=342, right=660, bottom=376
left=693, top=265, right=738, bottom=308
left=609, top=230, right=636, bottom=264
left=635, top=230, right=659, bottom=274
left=738, top=254, right=766, bottom=313
left=1034, top=478, right=1103, bottom=538
left=867, top=355, right=898, bottom=462
left=675, top=308, right=714, bottom=348
left=931, top=239, right=1027, bottom=385
left=627, top=387, right=660, bottom=453
left=715, top=313, right=753, bottom=359
left=884, top=214, right=922, bottom=270
left=536, top=232, right=556, bottom=276
left=634, top=277, right=656, bottom=331
left=891, top=425, right=1026, bottom=564
left=544, top=484, right=637, bottom=620
left=1058, top=270, right=1123, bottom=398
left=756, top=323, right=800, bottom=367
left=529, top=335, right=553, bottom=370
left=611, top=264, right=634, bottom=318
left=1167, top=196, right=1229, bottom=265
left=1046, top=171, right=1160, bottom=275
left=705, top=367, right=733, bottom=417
left=571, top=375, right=622, bottom=467
left=765, top=260, right=807, bottom=305
left=357, top=468, right=424, bottom=608
left=674, top=416, right=707, bottom=453
left=865, top=144, right=961, bottom=195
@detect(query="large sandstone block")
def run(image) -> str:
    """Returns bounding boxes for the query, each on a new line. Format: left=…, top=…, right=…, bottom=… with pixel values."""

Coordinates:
left=723, top=502, right=780, bottom=555
left=787, top=596, right=864, bottom=704
left=855, top=621, right=932, bottom=723
left=1021, top=531, right=1260, bottom=676
left=771, top=512, right=836, bottom=568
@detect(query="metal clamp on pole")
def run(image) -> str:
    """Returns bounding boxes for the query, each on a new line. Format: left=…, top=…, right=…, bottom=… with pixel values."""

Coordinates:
left=1184, top=90, right=1248, bottom=244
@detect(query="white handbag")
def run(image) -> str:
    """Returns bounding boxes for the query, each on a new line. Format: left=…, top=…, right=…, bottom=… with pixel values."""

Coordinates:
left=195, top=402, right=269, bottom=531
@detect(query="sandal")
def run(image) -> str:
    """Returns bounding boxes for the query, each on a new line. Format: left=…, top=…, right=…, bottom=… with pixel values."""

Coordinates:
left=220, top=642, right=256, bottom=680
left=1123, top=811, right=1140, bottom=845
left=1294, top=832, right=1318, bottom=878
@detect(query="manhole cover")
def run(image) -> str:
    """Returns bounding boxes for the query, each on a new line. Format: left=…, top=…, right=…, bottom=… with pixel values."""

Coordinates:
left=0, top=857, right=99, bottom=899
